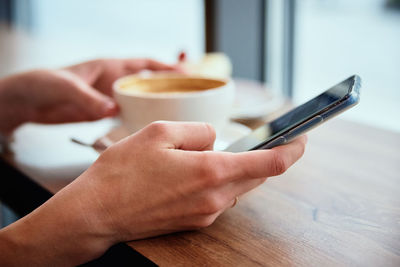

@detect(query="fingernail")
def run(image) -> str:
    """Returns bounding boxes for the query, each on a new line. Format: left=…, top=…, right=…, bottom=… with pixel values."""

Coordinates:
left=103, top=101, right=118, bottom=116
left=178, top=51, right=186, bottom=62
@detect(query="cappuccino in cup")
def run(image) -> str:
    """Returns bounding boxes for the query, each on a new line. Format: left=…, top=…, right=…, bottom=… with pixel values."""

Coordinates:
left=113, top=74, right=234, bottom=133
left=119, top=76, right=226, bottom=94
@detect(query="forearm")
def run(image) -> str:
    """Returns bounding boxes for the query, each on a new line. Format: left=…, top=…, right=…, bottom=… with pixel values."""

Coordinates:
left=0, top=177, right=114, bottom=266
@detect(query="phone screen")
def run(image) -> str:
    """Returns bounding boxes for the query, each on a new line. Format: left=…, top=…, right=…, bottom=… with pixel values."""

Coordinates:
left=225, top=76, right=356, bottom=152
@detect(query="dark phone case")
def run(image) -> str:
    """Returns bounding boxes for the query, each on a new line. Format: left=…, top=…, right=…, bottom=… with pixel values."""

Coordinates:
left=260, top=76, right=361, bottom=149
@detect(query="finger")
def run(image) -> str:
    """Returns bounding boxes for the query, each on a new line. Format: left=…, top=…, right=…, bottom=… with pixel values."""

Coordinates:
left=234, top=135, right=307, bottom=179
left=62, top=60, right=102, bottom=85
left=141, top=121, right=216, bottom=151
left=211, top=136, right=307, bottom=181
left=71, top=78, right=119, bottom=120
left=181, top=177, right=266, bottom=230
left=126, top=58, right=180, bottom=72
left=195, top=177, right=266, bottom=227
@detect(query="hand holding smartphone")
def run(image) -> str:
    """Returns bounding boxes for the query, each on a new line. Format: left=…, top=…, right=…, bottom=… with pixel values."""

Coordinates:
left=225, top=75, right=361, bottom=152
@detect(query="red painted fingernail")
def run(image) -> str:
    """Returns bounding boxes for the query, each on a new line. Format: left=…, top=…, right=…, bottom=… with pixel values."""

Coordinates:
left=178, top=51, right=186, bottom=62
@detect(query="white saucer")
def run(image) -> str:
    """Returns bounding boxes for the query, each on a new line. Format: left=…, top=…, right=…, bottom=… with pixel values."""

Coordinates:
left=9, top=119, right=117, bottom=181
left=231, top=79, right=285, bottom=120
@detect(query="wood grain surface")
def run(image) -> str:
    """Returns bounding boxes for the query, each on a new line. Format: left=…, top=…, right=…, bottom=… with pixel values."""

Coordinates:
left=128, top=119, right=400, bottom=266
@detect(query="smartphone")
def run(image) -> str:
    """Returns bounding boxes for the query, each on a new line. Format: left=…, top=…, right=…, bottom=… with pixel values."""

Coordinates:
left=225, top=75, right=361, bottom=152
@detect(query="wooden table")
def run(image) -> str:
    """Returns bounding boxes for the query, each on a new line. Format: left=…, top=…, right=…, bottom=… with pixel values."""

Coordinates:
left=129, top=119, right=400, bottom=266
left=2, top=119, right=400, bottom=266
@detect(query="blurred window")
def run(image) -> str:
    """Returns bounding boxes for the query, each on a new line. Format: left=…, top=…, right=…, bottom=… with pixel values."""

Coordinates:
left=293, top=0, right=400, bottom=132
left=0, top=0, right=204, bottom=76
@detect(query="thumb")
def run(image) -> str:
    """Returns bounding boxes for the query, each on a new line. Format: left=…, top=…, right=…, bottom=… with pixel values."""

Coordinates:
left=71, top=77, right=119, bottom=120
left=81, top=89, right=119, bottom=120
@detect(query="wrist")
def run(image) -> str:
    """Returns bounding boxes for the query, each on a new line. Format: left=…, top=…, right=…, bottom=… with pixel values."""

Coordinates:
left=0, top=177, right=116, bottom=266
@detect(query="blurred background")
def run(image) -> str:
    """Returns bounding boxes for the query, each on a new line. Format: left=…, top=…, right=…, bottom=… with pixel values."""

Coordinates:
left=1, top=0, right=399, bottom=132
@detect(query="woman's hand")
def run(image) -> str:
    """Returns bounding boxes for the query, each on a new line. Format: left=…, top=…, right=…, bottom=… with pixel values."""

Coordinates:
left=64, top=58, right=180, bottom=96
left=0, top=122, right=307, bottom=266
left=0, top=58, right=180, bottom=135
left=86, top=122, right=306, bottom=241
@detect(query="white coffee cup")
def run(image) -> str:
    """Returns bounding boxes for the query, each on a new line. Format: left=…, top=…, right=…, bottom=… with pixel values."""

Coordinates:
left=113, top=74, right=234, bottom=133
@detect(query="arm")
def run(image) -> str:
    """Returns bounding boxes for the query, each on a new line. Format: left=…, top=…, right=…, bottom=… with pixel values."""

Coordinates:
left=0, top=185, right=112, bottom=266
left=0, top=121, right=306, bottom=266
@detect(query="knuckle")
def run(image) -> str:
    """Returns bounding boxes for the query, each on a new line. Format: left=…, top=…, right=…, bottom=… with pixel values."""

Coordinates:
left=92, top=58, right=107, bottom=66
left=271, top=151, right=289, bottom=175
left=145, top=58, right=155, bottom=64
left=33, top=69, right=52, bottom=77
left=142, top=58, right=155, bottom=68
left=145, top=121, right=171, bottom=139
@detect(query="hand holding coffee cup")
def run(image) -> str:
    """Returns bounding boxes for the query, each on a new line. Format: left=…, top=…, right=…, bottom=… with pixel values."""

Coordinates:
left=113, top=74, right=234, bottom=134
